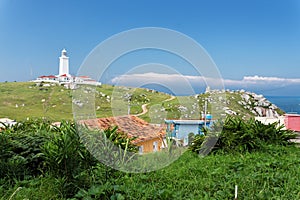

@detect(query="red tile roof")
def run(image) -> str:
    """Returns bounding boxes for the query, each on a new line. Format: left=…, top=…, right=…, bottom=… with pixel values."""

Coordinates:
left=80, top=115, right=165, bottom=144
left=39, top=75, right=56, bottom=78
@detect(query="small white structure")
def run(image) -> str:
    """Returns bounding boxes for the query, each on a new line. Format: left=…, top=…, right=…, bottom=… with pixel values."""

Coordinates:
left=59, top=49, right=70, bottom=76
left=255, top=116, right=286, bottom=130
left=75, top=76, right=101, bottom=85
left=0, top=118, right=17, bottom=128
left=36, top=75, right=57, bottom=82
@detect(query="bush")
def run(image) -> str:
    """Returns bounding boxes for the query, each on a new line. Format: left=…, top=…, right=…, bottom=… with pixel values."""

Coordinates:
left=0, top=118, right=138, bottom=198
left=189, top=116, right=297, bottom=153
left=0, top=119, right=51, bottom=181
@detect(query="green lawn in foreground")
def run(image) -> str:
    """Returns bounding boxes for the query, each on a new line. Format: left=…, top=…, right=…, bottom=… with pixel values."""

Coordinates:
left=0, top=118, right=298, bottom=199
left=1, top=145, right=299, bottom=199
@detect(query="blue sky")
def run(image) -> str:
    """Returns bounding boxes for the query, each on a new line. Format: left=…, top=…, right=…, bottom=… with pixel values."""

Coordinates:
left=0, top=0, right=299, bottom=95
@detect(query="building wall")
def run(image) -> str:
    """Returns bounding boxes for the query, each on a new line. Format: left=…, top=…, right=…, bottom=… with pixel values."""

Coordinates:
left=176, top=124, right=201, bottom=145
left=166, top=122, right=205, bottom=146
left=137, top=137, right=162, bottom=154
left=59, top=56, right=69, bottom=76
left=177, top=124, right=199, bottom=139
left=285, top=115, right=300, bottom=132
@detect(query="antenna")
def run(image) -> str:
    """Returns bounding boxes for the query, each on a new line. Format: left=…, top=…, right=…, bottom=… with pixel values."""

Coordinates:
left=29, top=63, right=33, bottom=80
left=204, top=98, right=207, bottom=127
left=128, top=98, right=131, bottom=115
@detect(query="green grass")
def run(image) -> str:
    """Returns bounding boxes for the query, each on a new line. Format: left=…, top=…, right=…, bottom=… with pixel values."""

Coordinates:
left=0, top=118, right=299, bottom=199
left=0, top=82, right=284, bottom=123
left=118, top=146, right=300, bottom=199
left=0, top=82, right=173, bottom=122
left=0, top=82, right=73, bottom=121
left=1, top=145, right=299, bottom=199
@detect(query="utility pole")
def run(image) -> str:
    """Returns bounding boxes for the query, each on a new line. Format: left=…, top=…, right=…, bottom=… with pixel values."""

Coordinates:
left=127, top=98, right=131, bottom=115
left=125, top=93, right=132, bottom=115
left=204, top=99, right=207, bottom=128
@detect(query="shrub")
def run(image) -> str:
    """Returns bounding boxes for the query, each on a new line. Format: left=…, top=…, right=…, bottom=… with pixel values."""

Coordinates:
left=0, top=119, right=51, bottom=181
left=189, top=116, right=297, bottom=153
left=0, top=118, right=138, bottom=198
left=42, top=122, right=138, bottom=197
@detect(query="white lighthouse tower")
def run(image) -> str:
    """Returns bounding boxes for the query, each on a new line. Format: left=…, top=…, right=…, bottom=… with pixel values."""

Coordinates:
left=59, top=49, right=70, bottom=76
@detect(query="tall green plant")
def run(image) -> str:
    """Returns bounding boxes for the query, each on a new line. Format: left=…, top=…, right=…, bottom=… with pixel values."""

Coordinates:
left=0, top=119, right=51, bottom=181
left=78, top=126, right=138, bottom=175
left=189, top=116, right=297, bottom=154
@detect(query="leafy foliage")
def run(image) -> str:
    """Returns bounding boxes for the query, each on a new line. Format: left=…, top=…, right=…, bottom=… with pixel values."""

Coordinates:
left=1, top=117, right=299, bottom=199
left=0, top=119, right=51, bottom=181
left=188, top=134, right=205, bottom=153
left=103, top=126, right=138, bottom=153
left=190, top=116, right=298, bottom=153
left=0, top=118, right=138, bottom=198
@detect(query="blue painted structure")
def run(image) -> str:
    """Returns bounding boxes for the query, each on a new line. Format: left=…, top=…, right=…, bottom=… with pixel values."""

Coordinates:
left=165, top=119, right=212, bottom=146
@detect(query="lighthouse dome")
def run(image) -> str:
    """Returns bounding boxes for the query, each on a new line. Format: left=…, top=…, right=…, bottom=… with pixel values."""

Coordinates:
left=61, top=49, right=67, bottom=56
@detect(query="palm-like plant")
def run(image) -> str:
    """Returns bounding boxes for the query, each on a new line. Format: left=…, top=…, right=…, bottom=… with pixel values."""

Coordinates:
left=189, top=116, right=297, bottom=154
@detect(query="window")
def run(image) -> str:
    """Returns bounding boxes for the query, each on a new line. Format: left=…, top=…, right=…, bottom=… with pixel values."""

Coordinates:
left=153, top=141, right=158, bottom=152
left=173, top=124, right=179, bottom=137
left=139, top=145, right=144, bottom=155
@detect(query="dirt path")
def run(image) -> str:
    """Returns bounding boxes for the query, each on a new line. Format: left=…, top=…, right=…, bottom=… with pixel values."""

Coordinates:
left=134, top=103, right=149, bottom=117
left=134, top=95, right=176, bottom=117
left=163, top=95, right=176, bottom=102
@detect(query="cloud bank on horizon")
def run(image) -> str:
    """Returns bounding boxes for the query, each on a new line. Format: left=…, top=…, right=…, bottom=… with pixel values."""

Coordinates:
left=111, top=73, right=300, bottom=96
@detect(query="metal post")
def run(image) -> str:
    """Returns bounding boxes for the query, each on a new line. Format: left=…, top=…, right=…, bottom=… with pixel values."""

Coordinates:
left=204, top=99, right=207, bottom=127
left=127, top=98, right=130, bottom=115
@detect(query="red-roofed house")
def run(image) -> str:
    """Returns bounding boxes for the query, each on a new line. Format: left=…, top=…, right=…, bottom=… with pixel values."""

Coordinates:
left=81, top=115, right=165, bottom=154
left=36, top=75, right=58, bottom=82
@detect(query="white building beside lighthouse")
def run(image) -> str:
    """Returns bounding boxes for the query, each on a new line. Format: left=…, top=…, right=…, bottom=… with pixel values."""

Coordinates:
left=59, top=49, right=70, bottom=76
left=33, top=48, right=101, bottom=87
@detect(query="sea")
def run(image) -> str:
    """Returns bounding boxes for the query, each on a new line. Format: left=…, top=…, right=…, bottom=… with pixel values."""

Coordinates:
left=266, top=96, right=300, bottom=114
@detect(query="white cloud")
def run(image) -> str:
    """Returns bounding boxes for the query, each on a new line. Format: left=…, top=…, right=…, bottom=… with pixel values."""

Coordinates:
left=224, top=75, right=300, bottom=91
left=242, top=75, right=300, bottom=83
left=112, top=72, right=205, bottom=84
left=111, top=73, right=208, bottom=95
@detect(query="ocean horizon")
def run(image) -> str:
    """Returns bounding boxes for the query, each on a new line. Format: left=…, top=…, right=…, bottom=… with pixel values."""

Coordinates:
left=266, top=96, right=300, bottom=114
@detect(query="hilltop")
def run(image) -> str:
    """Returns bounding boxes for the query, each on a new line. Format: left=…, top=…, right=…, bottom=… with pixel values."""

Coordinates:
left=0, top=82, right=172, bottom=121
left=0, top=82, right=284, bottom=122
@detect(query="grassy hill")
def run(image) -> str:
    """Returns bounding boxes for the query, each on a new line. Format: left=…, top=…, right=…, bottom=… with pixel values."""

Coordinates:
left=0, top=82, right=74, bottom=121
left=0, top=82, right=172, bottom=121
left=0, top=84, right=296, bottom=199
left=0, top=82, right=284, bottom=122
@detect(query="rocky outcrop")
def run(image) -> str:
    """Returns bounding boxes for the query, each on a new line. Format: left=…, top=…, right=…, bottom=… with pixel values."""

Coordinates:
left=204, top=89, right=281, bottom=118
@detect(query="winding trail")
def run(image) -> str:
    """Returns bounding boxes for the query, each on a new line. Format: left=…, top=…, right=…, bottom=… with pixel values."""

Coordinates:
left=135, top=103, right=149, bottom=117
left=134, top=95, right=176, bottom=117
left=164, top=95, right=176, bottom=102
